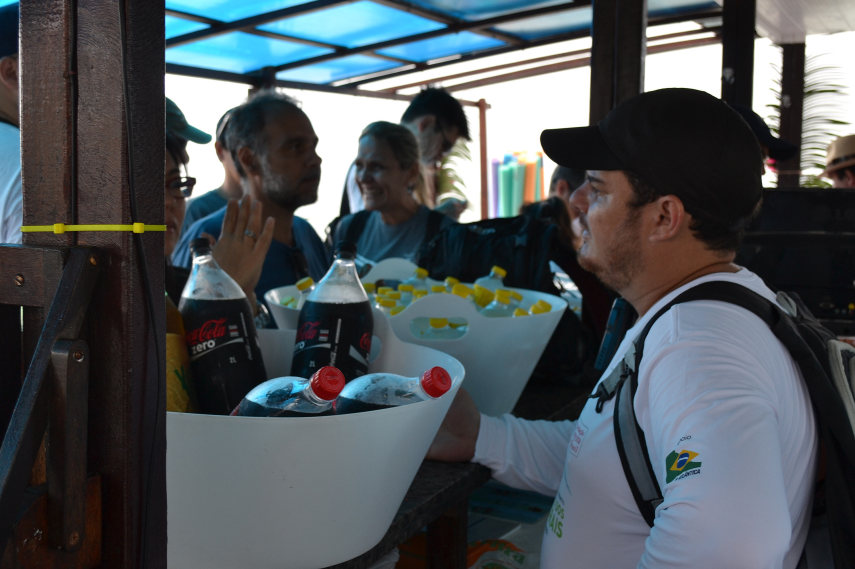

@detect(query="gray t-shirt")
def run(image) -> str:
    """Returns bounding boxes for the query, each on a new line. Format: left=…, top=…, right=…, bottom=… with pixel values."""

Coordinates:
left=334, top=205, right=453, bottom=263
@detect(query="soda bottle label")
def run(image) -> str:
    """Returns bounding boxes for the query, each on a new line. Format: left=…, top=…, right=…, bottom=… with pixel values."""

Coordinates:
left=181, top=297, right=267, bottom=414
left=291, top=300, right=372, bottom=382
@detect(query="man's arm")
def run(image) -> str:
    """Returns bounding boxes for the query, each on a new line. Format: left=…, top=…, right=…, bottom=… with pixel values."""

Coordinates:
left=428, top=388, right=576, bottom=496
left=634, top=307, right=816, bottom=568
left=427, top=388, right=480, bottom=462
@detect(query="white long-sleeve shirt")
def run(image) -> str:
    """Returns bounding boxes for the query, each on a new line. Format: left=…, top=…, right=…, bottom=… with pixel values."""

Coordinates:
left=474, top=268, right=817, bottom=569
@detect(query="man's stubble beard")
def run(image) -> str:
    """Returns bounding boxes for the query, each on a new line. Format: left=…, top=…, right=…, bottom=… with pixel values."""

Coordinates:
left=576, top=208, right=644, bottom=293
left=260, top=160, right=317, bottom=211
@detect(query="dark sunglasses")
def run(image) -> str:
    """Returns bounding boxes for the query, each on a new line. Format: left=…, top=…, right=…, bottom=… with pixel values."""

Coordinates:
left=166, top=176, right=197, bottom=198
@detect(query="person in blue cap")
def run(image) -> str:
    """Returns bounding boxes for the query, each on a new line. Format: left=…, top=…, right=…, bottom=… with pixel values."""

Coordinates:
left=0, top=2, right=20, bottom=243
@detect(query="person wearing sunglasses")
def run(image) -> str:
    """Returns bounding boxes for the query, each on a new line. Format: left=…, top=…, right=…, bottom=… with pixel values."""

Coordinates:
left=164, top=98, right=273, bottom=311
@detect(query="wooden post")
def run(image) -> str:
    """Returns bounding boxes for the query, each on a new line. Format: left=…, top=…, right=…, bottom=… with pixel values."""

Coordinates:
left=589, top=0, right=617, bottom=123
left=590, top=0, right=646, bottom=122
left=777, top=43, right=805, bottom=188
left=721, top=0, right=756, bottom=107
left=20, top=1, right=166, bottom=567
left=478, top=99, right=488, bottom=219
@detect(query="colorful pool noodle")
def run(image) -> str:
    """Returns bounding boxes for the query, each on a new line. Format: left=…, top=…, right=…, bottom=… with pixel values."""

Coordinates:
left=490, top=158, right=500, bottom=218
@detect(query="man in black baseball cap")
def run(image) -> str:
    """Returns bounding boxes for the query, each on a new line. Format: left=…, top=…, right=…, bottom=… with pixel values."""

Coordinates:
left=426, top=88, right=816, bottom=568
left=731, top=104, right=798, bottom=170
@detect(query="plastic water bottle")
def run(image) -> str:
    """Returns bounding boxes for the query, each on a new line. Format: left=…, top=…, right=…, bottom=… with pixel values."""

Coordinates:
left=397, top=283, right=414, bottom=306
left=451, top=283, right=475, bottom=302
left=512, top=307, right=529, bottom=317
left=375, top=297, right=396, bottom=315
left=179, top=238, right=267, bottom=415
left=335, top=366, right=453, bottom=414
left=424, top=317, right=462, bottom=339
left=403, top=266, right=429, bottom=291
left=291, top=242, right=373, bottom=382
left=506, top=289, right=523, bottom=310
left=530, top=299, right=552, bottom=315
left=233, top=366, right=345, bottom=417
left=472, top=284, right=495, bottom=308
left=430, top=285, right=447, bottom=295
left=294, top=276, right=315, bottom=310
left=474, top=265, right=507, bottom=292
left=444, top=276, right=460, bottom=292
left=480, top=289, right=514, bottom=317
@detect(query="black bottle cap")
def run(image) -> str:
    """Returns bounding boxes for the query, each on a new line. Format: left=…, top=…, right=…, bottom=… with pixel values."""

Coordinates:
left=334, top=240, right=357, bottom=260
left=190, top=237, right=212, bottom=256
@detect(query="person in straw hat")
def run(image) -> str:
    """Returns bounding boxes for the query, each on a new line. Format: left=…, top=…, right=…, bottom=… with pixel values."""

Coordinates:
left=824, top=134, right=855, bottom=188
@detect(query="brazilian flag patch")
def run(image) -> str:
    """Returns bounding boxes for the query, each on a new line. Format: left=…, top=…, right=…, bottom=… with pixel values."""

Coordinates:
left=665, top=449, right=702, bottom=483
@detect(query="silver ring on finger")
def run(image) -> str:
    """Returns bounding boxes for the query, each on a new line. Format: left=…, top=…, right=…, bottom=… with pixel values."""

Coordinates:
left=244, top=229, right=258, bottom=240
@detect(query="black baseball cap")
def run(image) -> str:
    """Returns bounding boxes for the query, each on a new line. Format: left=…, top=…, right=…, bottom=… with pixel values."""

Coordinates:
left=540, top=88, right=764, bottom=230
left=731, top=105, right=797, bottom=161
left=0, top=3, right=18, bottom=59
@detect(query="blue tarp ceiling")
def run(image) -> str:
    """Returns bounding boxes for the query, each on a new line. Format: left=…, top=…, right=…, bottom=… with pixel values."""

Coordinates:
left=162, top=0, right=721, bottom=91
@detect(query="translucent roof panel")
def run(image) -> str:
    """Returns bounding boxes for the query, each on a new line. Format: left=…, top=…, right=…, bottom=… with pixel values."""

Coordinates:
left=649, top=0, right=721, bottom=17
left=166, top=31, right=332, bottom=74
left=258, top=1, right=446, bottom=49
left=165, top=15, right=209, bottom=40
left=492, top=6, right=593, bottom=41
left=377, top=32, right=505, bottom=63
left=0, top=0, right=16, bottom=7
left=165, top=0, right=307, bottom=22
left=276, top=54, right=401, bottom=84
left=406, top=0, right=570, bottom=22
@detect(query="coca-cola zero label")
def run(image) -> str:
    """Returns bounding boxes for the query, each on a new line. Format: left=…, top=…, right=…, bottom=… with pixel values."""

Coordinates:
left=180, top=298, right=267, bottom=414
left=291, top=300, right=373, bottom=382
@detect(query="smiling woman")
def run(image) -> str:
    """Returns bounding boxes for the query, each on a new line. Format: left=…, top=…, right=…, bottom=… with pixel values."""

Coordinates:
left=326, top=121, right=456, bottom=263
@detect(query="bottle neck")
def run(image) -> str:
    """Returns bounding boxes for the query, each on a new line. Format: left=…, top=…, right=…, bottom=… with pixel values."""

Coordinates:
left=303, top=383, right=332, bottom=405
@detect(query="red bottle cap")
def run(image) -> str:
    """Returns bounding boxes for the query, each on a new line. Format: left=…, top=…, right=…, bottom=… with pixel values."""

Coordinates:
left=310, top=366, right=346, bottom=401
left=420, top=366, right=452, bottom=399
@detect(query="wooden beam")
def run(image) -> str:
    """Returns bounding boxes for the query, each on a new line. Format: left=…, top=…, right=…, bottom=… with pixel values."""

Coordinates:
left=20, top=0, right=166, bottom=566
left=589, top=0, right=617, bottom=123
left=590, top=0, right=646, bottom=122
left=721, top=0, right=756, bottom=107
left=777, top=43, right=805, bottom=187
left=614, top=0, right=647, bottom=106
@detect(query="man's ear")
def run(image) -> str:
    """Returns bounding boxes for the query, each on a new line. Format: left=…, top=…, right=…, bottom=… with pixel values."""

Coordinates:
left=215, top=140, right=229, bottom=162
left=236, top=146, right=260, bottom=177
left=416, top=114, right=435, bottom=133
left=552, top=179, right=571, bottom=200
left=0, top=56, right=18, bottom=92
left=648, top=195, right=686, bottom=242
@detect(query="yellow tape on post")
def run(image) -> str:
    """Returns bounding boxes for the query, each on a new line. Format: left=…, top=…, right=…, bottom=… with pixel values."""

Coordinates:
left=20, top=223, right=167, bottom=234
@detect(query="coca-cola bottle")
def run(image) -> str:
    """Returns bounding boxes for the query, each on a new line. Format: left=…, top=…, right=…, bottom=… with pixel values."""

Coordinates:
left=290, top=241, right=373, bottom=382
left=335, top=366, right=452, bottom=414
left=232, top=366, right=345, bottom=417
left=179, top=238, right=267, bottom=415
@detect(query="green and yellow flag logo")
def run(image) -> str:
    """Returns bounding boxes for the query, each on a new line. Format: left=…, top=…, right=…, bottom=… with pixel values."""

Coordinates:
left=665, top=449, right=701, bottom=483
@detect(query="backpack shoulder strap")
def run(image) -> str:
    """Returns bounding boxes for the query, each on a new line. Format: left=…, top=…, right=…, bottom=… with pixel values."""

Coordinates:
left=613, top=281, right=790, bottom=527
left=425, top=209, right=445, bottom=242
left=344, top=210, right=372, bottom=244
